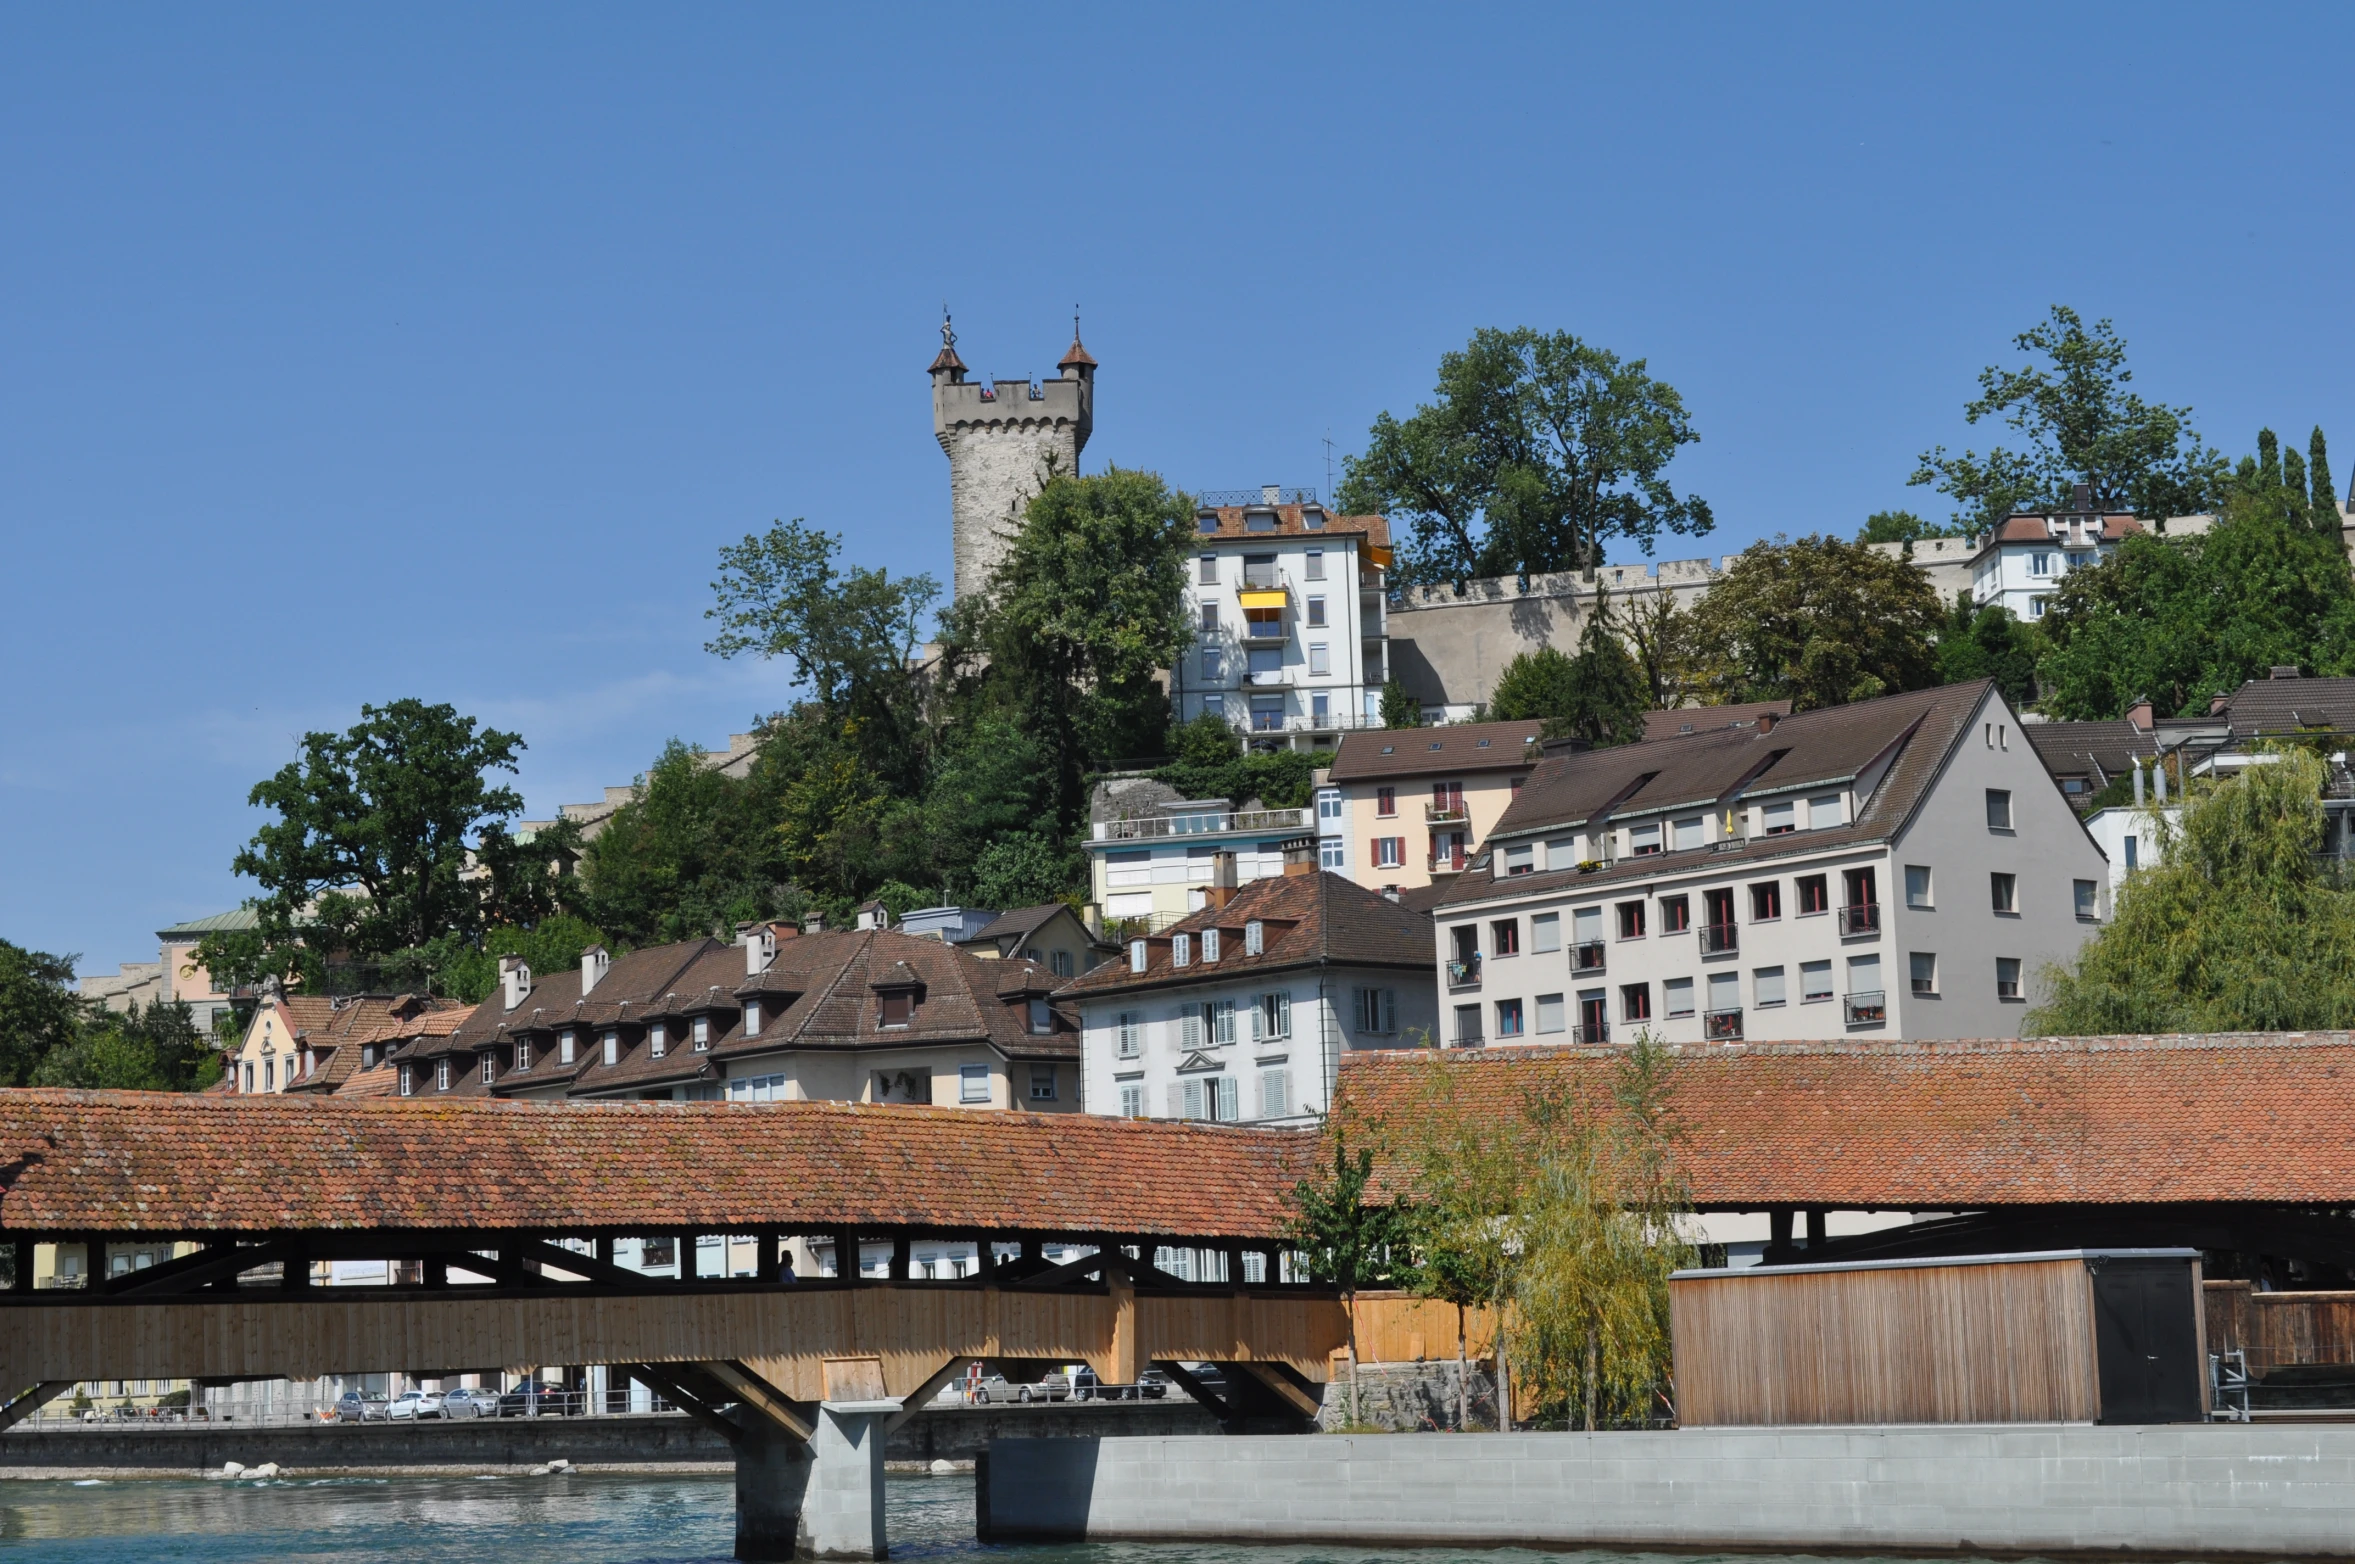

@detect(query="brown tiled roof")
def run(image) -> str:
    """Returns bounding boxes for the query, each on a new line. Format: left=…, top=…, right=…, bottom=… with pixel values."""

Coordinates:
left=267, top=995, right=466, bottom=1096
left=2216, top=675, right=2355, bottom=741
left=1641, top=701, right=1791, bottom=743
left=1191, top=503, right=1391, bottom=549
left=970, top=904, right=1075, bottom=945
left=1968, top=512, right=2140, bottom=566
left=0, top=1091, right=1312, bottom=1239
left=1336, top=1035, right=2355, bottom=1208
left=1058, top=335, right=1097, bottom=369
left=1438, top=681, right=1997, bottom=913
left=1327, top=721, right=1543, bottom=782
left=419, top=930, right=1079, bottom=1101
left=1058, top=871, right=1433, bottom=1001
left=2023, top=719, right=2160, bottom=781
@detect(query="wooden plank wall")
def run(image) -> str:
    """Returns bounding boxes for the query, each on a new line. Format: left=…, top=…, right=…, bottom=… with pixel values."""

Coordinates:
left=1347, top=1293, right=1501, bottom=1365
left=2204, top=1282, right=2355, bottom=1370
left=0, top=1286, right=1348, bottom=1398
left=1670, top=1259, right=2101, bottom=1426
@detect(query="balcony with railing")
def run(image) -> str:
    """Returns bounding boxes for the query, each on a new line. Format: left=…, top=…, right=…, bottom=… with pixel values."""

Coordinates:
left=1424, top=801, right=1469, bottom=824
left=1704, top=1007, right=1744, bottom=1041
left=1570, top=941, right=1606, bottom=975
left=1699, top=922, right=1738, bottom=956
left=1843, top=990, right=1887, bottom=1026
left=1446, top=953, right=1482, bottom=987
left=1839, top=902, right=1881, bottom=936
left=1092, top=806, right=1313, bottom=843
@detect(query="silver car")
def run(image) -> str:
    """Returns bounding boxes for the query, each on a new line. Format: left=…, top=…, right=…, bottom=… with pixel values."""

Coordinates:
left=441, top=1387, right=499, bottom=1420
left=387, top=1390, right=445, bottom=1421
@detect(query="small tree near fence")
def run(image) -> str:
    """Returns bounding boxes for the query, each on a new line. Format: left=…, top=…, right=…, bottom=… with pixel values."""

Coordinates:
left=1288, top=1130, right=1409, bottom=1427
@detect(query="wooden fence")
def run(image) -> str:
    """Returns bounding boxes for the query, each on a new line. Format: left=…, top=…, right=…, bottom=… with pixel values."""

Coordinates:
left=2205, top=1282, right=2355, bottom=1370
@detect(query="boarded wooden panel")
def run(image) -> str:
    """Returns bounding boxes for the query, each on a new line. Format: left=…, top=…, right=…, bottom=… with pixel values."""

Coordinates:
left=1670, top=1258, right=2101, bottom=1426
left=1349, top=1293, right=1500, bottom=1365
left=2206, top=1285, right=2355, bottom=1371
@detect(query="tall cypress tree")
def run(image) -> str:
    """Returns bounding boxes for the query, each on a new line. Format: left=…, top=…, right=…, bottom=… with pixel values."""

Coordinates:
left=2284, top=446, right=2311, bottom=530
left=2311, top=427, right=2341, bottom=538
left=2258, top=428, right=2283, bottom=491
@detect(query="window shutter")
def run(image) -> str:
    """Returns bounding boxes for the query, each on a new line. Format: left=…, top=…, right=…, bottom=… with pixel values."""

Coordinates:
left=1381, top=989, right=1397, bottom=1033
left=1182, top=1080, right=1205, bottom=1119
left=1271, top=992, right=1291, bottom=1039
left=1179, top=1004, right=1203, bottom=1050
left=1215, top=1077, right=1238, bottom=1121
left=1166, top=1083, right=1184, bottom=1118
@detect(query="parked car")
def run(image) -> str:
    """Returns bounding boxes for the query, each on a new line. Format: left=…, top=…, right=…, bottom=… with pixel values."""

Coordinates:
left=1019, top=1372, right=1074, bottom=1404
left=497, top=1382, right=574, bottom=1417
left=1080, top=1368, right=1169, bottom=1402
left=963, top=1372, right=1017, bottom=1405
left=1136, top=1369, right=1170, bottom=1401
left=386, top=1390, right=444, bottom=1421
left=441, top=1387, right=500, bottom=1420
left=1069, top=1367, right=1102, bottom=1401
left=331, top=1392, right=389, bottom=1422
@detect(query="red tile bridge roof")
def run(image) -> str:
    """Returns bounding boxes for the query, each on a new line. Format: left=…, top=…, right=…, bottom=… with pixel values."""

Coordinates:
left=0, top=1090, right=1315, bottom=1241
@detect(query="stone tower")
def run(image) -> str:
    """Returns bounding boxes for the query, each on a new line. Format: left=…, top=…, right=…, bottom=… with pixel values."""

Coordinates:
left=931, top=316, right=1095, bottom=601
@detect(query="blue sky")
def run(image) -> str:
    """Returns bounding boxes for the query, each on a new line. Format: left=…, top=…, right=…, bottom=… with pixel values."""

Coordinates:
left=5, top=6, right=2350, bottom=974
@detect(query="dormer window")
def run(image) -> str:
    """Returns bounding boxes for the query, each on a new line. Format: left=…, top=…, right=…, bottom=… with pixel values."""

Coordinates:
left=361, top=1044, right=375, bottom=1070
left=1245, top=920, right=1264, bottom=956
left=1129, top=940, right=1147, bottom=973
left=744, top=1000, right=762, bottom=1036
left=399, top=1065, right=413, bottom=1097
left=1173, top=934, right=1192, bottom=968
left=879, top=992, right=914, bottom=1028
left=516, top=1040, right=532, bottom=1071
left=1197, top=513, right=1221, bottom=534
left=1301, top=506, right=1326, bottom=530
left=693, top=1016, right=711, bottom=1050
left=1244, top=507, right=1278, bottom=532
left=560, top=1029, right=577, bottom=1065
left=481, top=1052, right=495, bottom=1086
left=302, top=1049, right=315, bottom=1078
left=650, top=1023, right=667, bottom=1059
left=602, top=1030, right=619, bottom=1067
left=1203, top=928, right=1221, bottom=962
left=437, top=1058, right=451, bottom=1092
left=1028, top=999, right=1053, bottom=1035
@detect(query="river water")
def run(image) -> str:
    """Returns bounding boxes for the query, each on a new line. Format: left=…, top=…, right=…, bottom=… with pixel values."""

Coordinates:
left=0, top=1470, right=1872, bottom=1564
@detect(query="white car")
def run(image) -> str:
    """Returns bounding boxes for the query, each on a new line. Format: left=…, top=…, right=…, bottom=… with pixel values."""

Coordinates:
left=386, top=1390, right=445, bottom=1421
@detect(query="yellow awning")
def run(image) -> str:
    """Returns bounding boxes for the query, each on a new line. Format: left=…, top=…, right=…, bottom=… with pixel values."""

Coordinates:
left=1369, top=545, right=1396, bottom=570
left=1238, top=589, right=1287, bottom=609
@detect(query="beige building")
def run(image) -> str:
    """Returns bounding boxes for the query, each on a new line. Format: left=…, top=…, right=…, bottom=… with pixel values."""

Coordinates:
left=228, top=992, right=465, bottom=1096
left=1316, top=720, right=1544, bottom=895
left=79, top=908, right=257, bottom=1033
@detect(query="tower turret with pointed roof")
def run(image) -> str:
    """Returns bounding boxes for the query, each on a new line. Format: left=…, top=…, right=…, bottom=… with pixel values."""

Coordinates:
left=931, top=313, right=1096, bottom=601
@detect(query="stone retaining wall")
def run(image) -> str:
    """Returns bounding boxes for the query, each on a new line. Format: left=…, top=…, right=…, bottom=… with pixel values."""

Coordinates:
left=1315, top=1359, right=1496, bottom=1431
left=0, top=1400, right=1214, bottom=1474
left=983, top=1425, right=2355, bottom=1557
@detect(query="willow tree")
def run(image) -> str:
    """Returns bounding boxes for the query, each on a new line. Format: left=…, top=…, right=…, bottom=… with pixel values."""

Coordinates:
left=2030, top=747, right=2355, bottom=1033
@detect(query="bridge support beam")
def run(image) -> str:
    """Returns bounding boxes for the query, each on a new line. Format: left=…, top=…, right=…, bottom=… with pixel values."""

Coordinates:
left=802, top=1400, right=897, bottom=1560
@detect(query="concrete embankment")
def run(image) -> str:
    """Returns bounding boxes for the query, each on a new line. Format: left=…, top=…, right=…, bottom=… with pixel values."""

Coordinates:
left=1, top=1400, right=1214, bottom=1477
left=983, top=1425, right=2355, bottom=1558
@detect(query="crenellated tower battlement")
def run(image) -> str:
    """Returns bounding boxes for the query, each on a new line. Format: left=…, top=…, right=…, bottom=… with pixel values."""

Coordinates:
left=931, top=316, right=1095, bottom=600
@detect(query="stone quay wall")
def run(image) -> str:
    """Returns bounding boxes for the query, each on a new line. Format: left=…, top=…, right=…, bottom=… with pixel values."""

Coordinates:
left=983, top=1424, right=2355, bottom=1558
left=1315, top=1359, right=1497, bottom=1431
left=0, top=1400, right=1214, bottom=1475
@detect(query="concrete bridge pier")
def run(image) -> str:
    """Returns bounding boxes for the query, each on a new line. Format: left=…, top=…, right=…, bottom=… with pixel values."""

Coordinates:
left=801, top=1401, right=898, bottom=1560
left=734, top=1427, right=815, bottom=1562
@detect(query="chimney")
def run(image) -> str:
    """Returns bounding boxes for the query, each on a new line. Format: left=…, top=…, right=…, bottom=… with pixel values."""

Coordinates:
left=1755, top=710, right=1778, bottom=735
left=2124, top=697, right=2154, bottom=731
left=1204, top=885, right=1237, bottom=912
left=1261, top=484, right=1281, bottom=505
left=1381, top=887, right=1403, bottom=903
left=2272, top=666, right=2302, bottom=680
left=579, top=945, right=610, bottom=996
left=1211, top=851, right=1238, bottom=890
left=803, top=913, right=825, bottom=935
left=2208, top=693, right=2230, bottom=715
left=499, top=955, right=532, bottom=1012
left=742, top=921, right=777, bottom=976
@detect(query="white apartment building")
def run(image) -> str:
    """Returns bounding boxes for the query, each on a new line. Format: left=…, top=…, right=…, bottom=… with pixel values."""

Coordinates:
left=1060, top=870, right=1439, bottom=1125
left=1431, top=681, right=2110, bottom=1046
left=1085, top=775, right=1318, bottom=931
left=1969, top=486, right=2142, bottom=622
left=1168, top=489, right=1393, bottom=750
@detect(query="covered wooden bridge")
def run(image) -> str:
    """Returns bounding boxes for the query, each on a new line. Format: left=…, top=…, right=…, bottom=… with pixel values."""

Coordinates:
left=0, top=1090, right=1340, bottom=1559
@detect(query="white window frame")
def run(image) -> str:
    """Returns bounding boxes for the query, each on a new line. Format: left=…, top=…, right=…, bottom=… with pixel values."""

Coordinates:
left=959, top=1063, right=991, bottom=1104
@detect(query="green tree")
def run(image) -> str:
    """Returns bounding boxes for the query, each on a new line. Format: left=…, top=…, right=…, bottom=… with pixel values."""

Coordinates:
left=2311, top=428, right=2340, bottom=539
left=1289, top=1131, right=1411, bottom=1428
left=2037, top=443, right=2355, bottom=720
left=945, top=469, right=1192, bottom=830
left=0, top=939, right=85, bottom=1087
left=1935, top=594, right=2041, bottom=709
left=1911, top=306, right=2225, bottom=530
left=1685, top=535, right=1944, bottom=710
left=1622, top=592, right=1699, bottom=710
left=1858, top=509, right=1972, bottom=545
left=1488, top=591, right=1646, bottom=744
left=424, top=915, right=615, bottom=1006
left=31, top=1000, right=220, bottom=1092
left=2030, top=748, right=2355, bottom=1033
left=1340, top=327, right=1713, bottom=588
left=201, top=700, right=574, bottom=990
left=1490, top=646, right=1579, bottom=725
left=580, top=738, right=791, bottom=946
left=1379, top=679, right=1422, bottom=729
left=705, top=518, right=938, bottom=792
